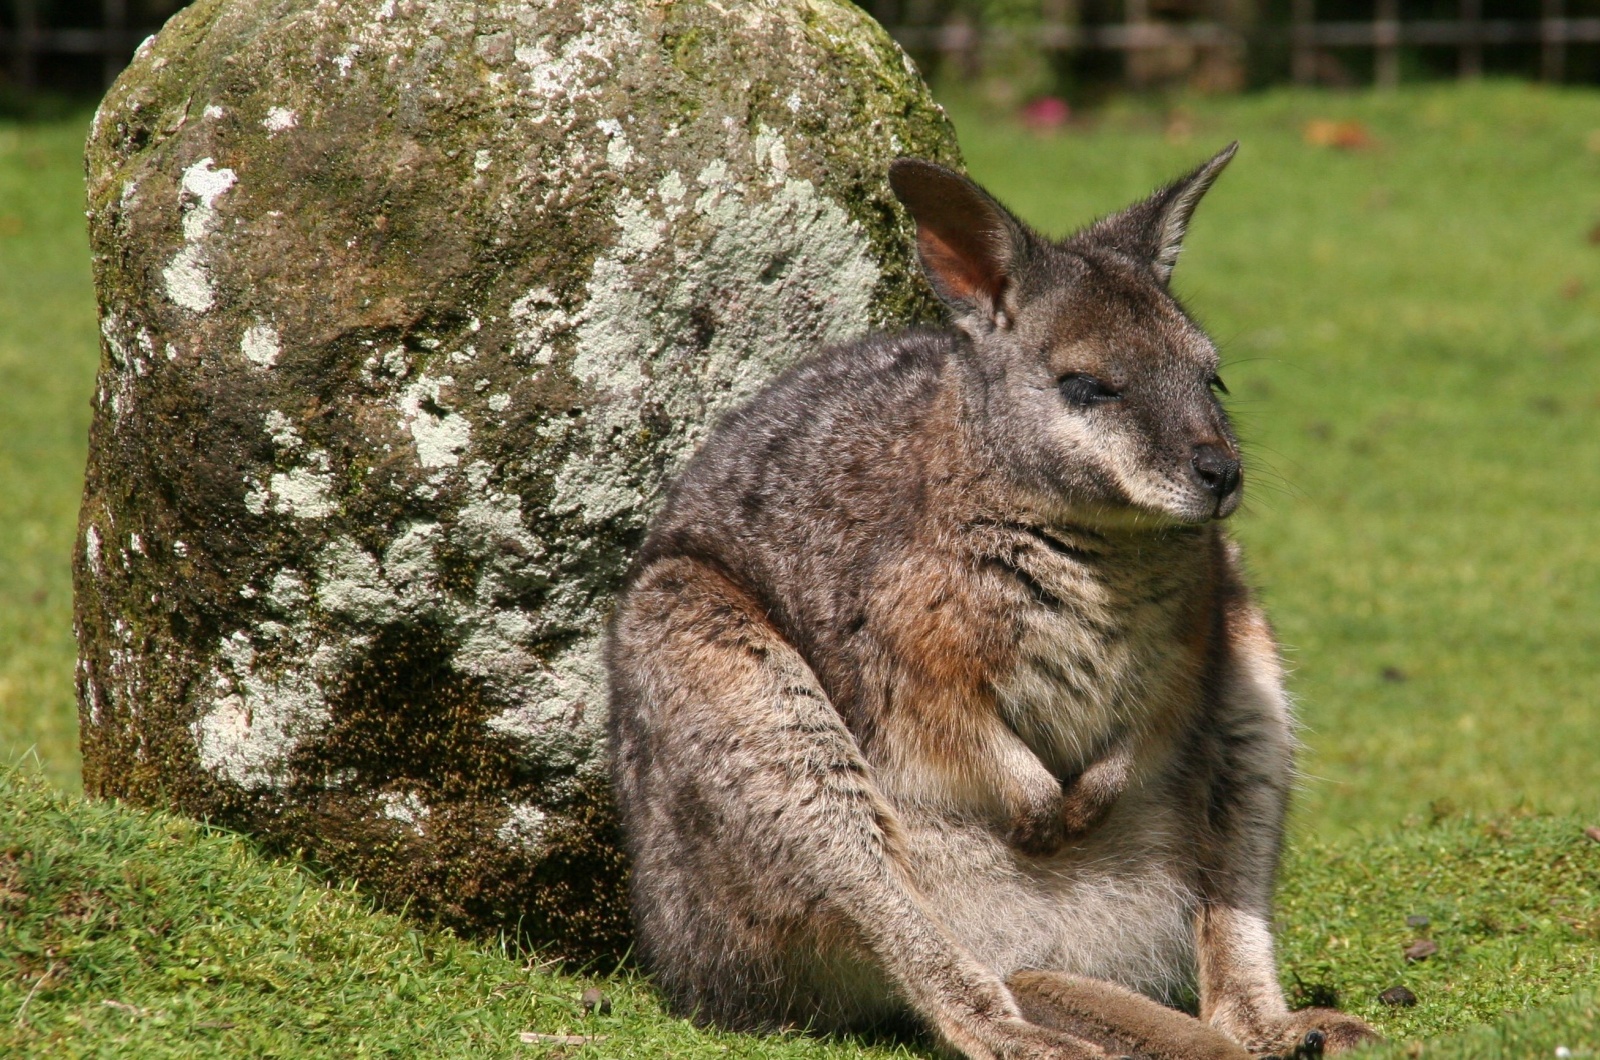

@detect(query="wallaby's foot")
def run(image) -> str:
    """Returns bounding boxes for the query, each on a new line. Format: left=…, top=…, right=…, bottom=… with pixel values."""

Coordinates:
left=1236, top=1009, right=1379, bottom=1057
left=1007, top=971, right=1250, bottom=1060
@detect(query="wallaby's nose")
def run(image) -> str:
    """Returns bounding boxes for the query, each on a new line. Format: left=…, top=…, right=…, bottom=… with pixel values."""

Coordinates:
left=1190, top=444, right=1242, bottom=501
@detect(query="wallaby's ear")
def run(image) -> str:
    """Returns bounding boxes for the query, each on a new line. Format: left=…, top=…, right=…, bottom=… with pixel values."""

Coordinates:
left=1079, top=142, right=1237, bottom=285
left=889, top=159, right=1028, bottom=325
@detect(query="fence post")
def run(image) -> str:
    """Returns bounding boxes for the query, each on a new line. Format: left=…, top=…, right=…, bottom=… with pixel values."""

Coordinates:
left=102, top=0, right=128, bottom=88
left=1291, top=0, right=1315, bottom=86
left=1458, top=0, right=1482, bottom=79
left=1375, top=0, right=1400, bottom=89
left=10, top=0, right=40, bottom=92
left=1542, top=0, right=1565, bottom=82
left=1125, top=0, right=1149, bottom=85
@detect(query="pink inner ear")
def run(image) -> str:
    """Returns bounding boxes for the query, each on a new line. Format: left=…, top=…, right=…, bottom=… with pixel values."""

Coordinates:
left=920, top=227, right=994, bottom=306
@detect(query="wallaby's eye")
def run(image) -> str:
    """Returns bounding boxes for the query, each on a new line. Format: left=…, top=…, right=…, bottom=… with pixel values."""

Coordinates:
left=1058, top=373, right=1122, bottom=408
left=1208, top=374, right=1229, bottom=396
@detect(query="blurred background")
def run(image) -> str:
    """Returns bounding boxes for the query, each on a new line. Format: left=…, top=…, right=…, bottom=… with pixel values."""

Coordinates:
left=10, top=1, right=1600, bottom=104
left=1, top=1, right=1597, bottom=837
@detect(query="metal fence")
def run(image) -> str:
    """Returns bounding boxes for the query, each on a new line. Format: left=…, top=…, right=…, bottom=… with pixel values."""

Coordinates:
left=1, top=0, right=171, bottom=96
left=4, top=1, right=1600, bottom=99
left=866, top=0, right=1600, bottom=90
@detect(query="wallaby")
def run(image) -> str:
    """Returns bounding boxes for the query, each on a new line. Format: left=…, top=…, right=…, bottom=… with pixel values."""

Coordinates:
left=607, top=146, right=1379, bottom=1060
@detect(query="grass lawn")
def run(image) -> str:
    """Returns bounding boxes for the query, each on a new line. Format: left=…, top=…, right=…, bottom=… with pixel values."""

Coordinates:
left=0, top=114, right=99, bottom=794
left=2, top=80, right=1598, bottom=1056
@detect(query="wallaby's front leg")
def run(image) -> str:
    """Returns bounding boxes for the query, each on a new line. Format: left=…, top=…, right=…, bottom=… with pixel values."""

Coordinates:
left=611, top=558, right=1107, bottom=1060
left=1192, top=599, right=1379, bottom=1056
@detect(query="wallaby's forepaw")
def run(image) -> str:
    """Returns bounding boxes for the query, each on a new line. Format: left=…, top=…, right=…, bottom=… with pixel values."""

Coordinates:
left=1249, top=1010, right=1380, bottom=1058
left=1056, top=781, right=1119, bottom=837
left=1008, top=803, right=1070, bottom=857
left=1007, top=791, right=1114, bottom=857
left=1009, top=746, right=1132, bottom=856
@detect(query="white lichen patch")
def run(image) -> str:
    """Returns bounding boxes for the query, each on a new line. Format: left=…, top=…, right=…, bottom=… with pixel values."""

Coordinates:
left=241, top=322, right=281, bottom=367
left=192, top=631, right=343, bottom=790
left=264, top=410, right=303, bottom=450
left=333, top=43, right=360, bottom=76
left=378, top=790, right=430, bottom=835
left=597, top=117, right=633, bottom=169
left=262, top=106, right=298, bottom=133
left=162, top=158, right=237, bottom=313
left=508, top=287, right=573, bottom=365
left=483, top=634, right=606, bottom=773
left=97, top=309, right=149, bottom=422
left=162, top=246, right=215, bottom=313
left=85, top=525, right=103, bottom=576
left=265, top=569, right=310, bottom=612
left=512, top=5, right=641, bottom=100
left=269, top=465, right=336, bottom=519
left=178, top=158, right=237, bottom=241
left=496, top=801, right=549, bottom=849
left=316, top=538, right=399, bottom=623
left=397, top=374, right=471, bottom=468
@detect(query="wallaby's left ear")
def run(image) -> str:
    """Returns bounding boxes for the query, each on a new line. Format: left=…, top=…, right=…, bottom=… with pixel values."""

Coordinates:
left=889, top=159, right=1032, bottom=327
left=1079, top=141, right=1238, bottom=286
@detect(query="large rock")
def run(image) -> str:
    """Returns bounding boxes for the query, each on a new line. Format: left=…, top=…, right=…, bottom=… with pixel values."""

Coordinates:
left=76, top=0, right=959, bottom=959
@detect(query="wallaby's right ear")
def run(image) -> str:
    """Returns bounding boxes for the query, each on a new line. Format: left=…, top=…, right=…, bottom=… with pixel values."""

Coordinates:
left=889, top=159, right=1028, bottom=327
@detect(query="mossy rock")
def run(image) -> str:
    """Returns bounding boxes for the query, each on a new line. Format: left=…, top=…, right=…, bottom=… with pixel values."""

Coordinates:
left=76, top=0, right=960, bottom=961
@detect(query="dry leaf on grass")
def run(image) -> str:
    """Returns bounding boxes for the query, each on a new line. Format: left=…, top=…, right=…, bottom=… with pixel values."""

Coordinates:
left=1404, top=938, right=1439, bottom=962
left=1304, top=119, right=1371, bottom=150
left=580, top=986, right=612, bottom=1015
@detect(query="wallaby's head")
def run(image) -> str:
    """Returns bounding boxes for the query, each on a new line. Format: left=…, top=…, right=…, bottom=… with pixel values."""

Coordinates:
left=890, top=146, right=1242, bottom=528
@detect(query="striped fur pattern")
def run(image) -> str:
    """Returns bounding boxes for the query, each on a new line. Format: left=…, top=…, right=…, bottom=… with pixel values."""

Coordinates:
left=607, top=148, right=1378, bottom=1059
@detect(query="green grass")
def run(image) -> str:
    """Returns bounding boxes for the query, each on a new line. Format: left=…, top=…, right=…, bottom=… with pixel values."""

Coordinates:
left=0, top=115, right=100, bottom=794
left=1278, top=812, right=1600, bottom=1052
left=2, top=81, right=1599, bottom=1057
left=0, top=767, right=915, bottom=1059
left=3, top=767, right=1596, bottom=1058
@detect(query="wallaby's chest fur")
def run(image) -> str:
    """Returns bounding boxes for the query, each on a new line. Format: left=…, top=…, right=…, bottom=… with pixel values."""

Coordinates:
left=639, top=329, right=1222, bottom=817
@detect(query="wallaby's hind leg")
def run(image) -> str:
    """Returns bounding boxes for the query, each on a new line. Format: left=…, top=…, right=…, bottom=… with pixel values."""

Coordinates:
left=610, top=557, right=1100, bottom=1059
left=1008, top=972, right=1250, bottom=1060
left=1189, top=595, right=1379, bottom=1056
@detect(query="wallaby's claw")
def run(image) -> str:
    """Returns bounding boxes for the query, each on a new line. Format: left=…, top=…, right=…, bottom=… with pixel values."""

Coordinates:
left=1258, top=1010, right=1379, bottom=1057
left=1292, top=1029, right=1326, bottom=1058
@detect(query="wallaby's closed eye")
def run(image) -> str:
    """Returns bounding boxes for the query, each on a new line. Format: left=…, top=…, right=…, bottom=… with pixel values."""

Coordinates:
left=607, top=148, right=1379, bottom=1060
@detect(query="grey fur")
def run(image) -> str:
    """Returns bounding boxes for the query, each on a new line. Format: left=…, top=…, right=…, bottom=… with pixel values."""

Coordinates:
left=607, top=149, right=1378, bottom=1059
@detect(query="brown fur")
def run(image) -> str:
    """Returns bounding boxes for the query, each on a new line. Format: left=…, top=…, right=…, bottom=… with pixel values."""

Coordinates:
left=607, top=149, right=1379, bottom=1058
